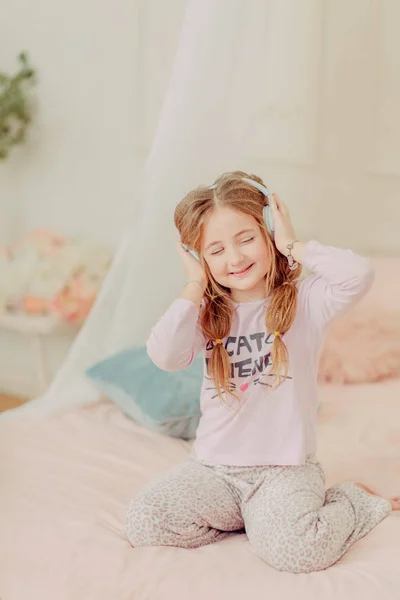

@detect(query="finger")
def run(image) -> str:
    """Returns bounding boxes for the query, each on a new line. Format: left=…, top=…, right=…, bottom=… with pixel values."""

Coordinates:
left=278, top=195, right=289, bottom=211
left=270, top=194, right=284, bottom=217
left=269, top=194, right=279, bottom=210
left=274, top=194, right=288, bottom=215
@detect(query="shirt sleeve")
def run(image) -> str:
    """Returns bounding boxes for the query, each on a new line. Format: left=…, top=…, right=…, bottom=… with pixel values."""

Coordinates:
left=146, top=298, right=206, bottom=371
left=299, top=239, right=375, bottom=330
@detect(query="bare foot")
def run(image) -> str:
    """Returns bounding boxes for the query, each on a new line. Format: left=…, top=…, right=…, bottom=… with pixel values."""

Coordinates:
left=354, top=482, right=400, bottom=511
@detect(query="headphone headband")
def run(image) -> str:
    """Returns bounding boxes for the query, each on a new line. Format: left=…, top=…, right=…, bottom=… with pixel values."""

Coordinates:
left=208, top=177, right=271, bottom=201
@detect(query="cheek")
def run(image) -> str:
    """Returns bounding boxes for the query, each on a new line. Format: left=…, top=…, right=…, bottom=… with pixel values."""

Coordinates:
left=250, top=241, right=270, bottom=265
left=206, top=257, right=226, bottom=280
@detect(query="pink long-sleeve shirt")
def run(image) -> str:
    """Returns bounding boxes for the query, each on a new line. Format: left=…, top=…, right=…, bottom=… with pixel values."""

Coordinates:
left=147, top=240, right=374, bottom=466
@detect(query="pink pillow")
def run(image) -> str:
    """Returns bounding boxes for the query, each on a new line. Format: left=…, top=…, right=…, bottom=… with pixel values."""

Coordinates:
left=318, top=258, right=400, bottom=384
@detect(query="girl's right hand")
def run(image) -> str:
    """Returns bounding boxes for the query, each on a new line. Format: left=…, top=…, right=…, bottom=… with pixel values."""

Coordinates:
left=177, top=241, right=207, bottom=288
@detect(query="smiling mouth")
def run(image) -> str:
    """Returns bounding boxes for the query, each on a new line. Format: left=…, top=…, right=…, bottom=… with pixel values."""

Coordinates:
left=230, top=264, right=254, bottom=276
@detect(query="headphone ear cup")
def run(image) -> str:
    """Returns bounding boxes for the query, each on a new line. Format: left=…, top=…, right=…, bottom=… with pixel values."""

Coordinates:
left=189, top=248, right=200, bottom=262
left=263, top=204, right=275, bottom=237
left=181, top=242, right=200, bottom=262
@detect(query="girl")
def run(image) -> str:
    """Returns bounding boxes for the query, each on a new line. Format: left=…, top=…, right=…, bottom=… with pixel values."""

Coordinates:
left=126, top=171, right=399, bottom=574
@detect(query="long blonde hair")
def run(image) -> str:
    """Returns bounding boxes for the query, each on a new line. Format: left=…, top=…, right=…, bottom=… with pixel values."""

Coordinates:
left=174, top=170, right=301, bottom=408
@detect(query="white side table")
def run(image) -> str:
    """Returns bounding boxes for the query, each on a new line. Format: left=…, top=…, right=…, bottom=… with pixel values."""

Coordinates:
left=0, top=312, right=67, bottom=394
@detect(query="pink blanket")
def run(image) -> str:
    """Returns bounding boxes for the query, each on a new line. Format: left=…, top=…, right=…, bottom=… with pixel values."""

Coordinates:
left=1, top=380, right=399, bottom=599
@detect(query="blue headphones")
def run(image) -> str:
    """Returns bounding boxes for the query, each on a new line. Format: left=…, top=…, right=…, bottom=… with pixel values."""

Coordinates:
left=180, top=177, right=275, bottom=262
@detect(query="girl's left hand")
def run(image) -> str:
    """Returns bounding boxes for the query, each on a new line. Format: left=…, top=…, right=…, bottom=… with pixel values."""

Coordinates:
left=269, top=194, right=298, bottom=255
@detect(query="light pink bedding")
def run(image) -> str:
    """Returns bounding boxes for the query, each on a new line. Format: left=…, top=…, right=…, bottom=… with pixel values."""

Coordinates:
left=1, top=380, right=400, bottom=600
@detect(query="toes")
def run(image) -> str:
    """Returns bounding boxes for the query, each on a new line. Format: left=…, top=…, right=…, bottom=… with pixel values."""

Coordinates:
left=390, top=498, right=400, bottom=510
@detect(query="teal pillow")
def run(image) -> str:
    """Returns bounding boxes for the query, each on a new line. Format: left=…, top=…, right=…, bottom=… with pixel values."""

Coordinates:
left=86, top=346, right=203, bottom=440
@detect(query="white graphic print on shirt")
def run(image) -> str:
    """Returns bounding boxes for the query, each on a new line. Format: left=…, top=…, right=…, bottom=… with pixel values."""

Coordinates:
left=203, top=331, right=292, bottom=399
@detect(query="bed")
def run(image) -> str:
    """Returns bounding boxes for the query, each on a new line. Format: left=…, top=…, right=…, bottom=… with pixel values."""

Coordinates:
left=1, top=378, right=400, bottom=600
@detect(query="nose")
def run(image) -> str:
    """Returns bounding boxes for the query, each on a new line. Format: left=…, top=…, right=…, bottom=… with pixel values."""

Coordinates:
left=227, top=245, right=245, bottom=267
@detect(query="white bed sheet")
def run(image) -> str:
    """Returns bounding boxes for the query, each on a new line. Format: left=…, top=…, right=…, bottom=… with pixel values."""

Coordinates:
left=1, top=379, right=400, bottom=600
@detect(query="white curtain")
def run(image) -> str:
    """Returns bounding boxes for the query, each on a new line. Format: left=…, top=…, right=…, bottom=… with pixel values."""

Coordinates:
left=0, top=0, right=269, bottom=416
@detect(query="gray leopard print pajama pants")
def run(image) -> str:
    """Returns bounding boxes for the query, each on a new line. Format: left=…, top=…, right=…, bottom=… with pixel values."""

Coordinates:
left=125, top=453, right=392, bottom=574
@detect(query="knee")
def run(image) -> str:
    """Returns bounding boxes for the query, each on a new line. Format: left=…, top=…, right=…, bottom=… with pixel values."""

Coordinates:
left=125, top=494, right=165, bottom=548
left=125, top=491, right=200, bottom=549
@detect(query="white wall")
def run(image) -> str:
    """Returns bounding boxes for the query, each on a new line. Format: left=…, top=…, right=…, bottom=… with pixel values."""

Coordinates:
left=0, top=0, right=186, bottom=246
left=1, top=0, right=400, bottom=396
left=2, top=0, right=143, bottom=244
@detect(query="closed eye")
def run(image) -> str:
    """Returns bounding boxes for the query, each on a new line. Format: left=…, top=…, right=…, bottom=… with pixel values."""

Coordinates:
left=211, top=238, right=254, bottom=256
